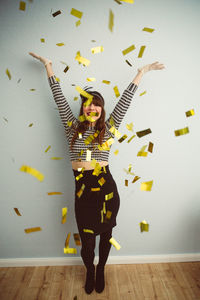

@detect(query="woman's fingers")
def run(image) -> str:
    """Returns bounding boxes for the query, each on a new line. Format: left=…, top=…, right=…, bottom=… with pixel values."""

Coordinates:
left=29, top=52, right=40, bottom=60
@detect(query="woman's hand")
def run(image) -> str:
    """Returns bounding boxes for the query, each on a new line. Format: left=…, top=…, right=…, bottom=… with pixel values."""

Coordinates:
left=29, top=52, right=52, bottom=66
left=138, top=61, right=165, bottom=75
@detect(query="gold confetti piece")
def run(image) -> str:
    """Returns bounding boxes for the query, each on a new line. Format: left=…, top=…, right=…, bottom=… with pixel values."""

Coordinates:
left=77, top=184, right=85, bottom=198
left=105, top=210, right=112, bottom=222
left=98, top=177, right=106, bottom=186
left=52, top=10, right=61, bottom=17
left=114, top=0, right=122, bottom=4
left=28, top=123, right=33, bottom=127
left=55, top=77, right=60, bottom=82
left=77, top=167, right=84, bottom=172
left=71, top=8, right=83, bottom=19
left=75, top=54, right=90, bottom=66
left=56, top=43, right=65, bottom=46
left=124, top=164, right=134, bottom=175
left=90, top=159, right=97, bottom=168
left=79, top=114, right=86, bottom=122
left=126, top=122, right=133, bottom=131
left=86, top=149, right=91, bottom=161
left=142, top=27, right=155, bottom=33
left=101, top=210, right=104, bottom=223
left=64, top=247, right=77, bottom=254
left=64, top=66, right=70, bottom=73
left=113, top=86, right=120, bottom=98
left=83, top=229, right=94, bottom=234
left=78, top=133, right=82, bottom=139
left=174, top=127, right=189, bottom=136
left=125, top=59, right=132, bottom=66
left=62, top=207, right=67, bottom=224
left=75, top=86, right=93, bottom=103
left=3, top=117, right=8, bottom=122
left=136, top=128, right=152, bottom=138
left=65, top=232, right=71, bottom=248
left=92, top=162, right=102, bottom=176
left=74, top=233, right=81, bottom=246
left=105, top=192, right=113, bottom=201
left=76, top=173, right=83, bottom=181
left=137, top=145, right=148, bottom=157
left=138, top=45, right=146, bottom=58
left=122, top=45, right=135, bottom=55
left=98, top=138, right=115, bottom=150
left=17, top=78, right=21, bottom=83
left=47, top=192, right=63, bottom=195
left=24, top=227, right=41, bottom=234
left=140, top=220, right=149, bottom=232
left=109, top=237, right=121, bottom=250
left=45, top=145, right=51, bottom=153
left=125, top=179, right=128, bottom=186
left=148, top=142, right=154, bottom=153
left=76, top=20, right=81, bottom=27
left=87, top=77, right=96, bottom=82
left=50, top=157, right=63, bottom=160
left=67, top=121, right=72, bottom=127
left=91, top=46, right=104, bottom=54
left=14, top=208, right=21, bottom=216
left=109, top=115, right=115, bottom=126
left=109, top=126, right=121, bottom=139
left=127, top=134, right=136, bottom=143
left=74, top=96, right=78, bottom=101
left=114, top=150, right=119, bottom=155
left=185, top=109, right=195, bottom=117
left=30, top=89, right=35, bottom=91
left=40, top=38, right=45, bottom=43
left=109, top=9, right=114, bottom=32
left=6, top=69, right=11, bottom=80
left=103, top=166, right=107, bottom=173
left=102, top=80, right=110, bottom=85
left=140, top=90, right=147, bottom=96
left=132, top=176, right=141, bottom=183
left=78, top=149, right=84, bottom=157
left=91, top=187, right=100, bottom=191
left=103, top=202, right=106, bottom=214
left=140, top=180, right=153, bottom=191
left=19, top=1, right=26, bottom=11
left=20, top=165, right=44, bottom=182
left=118, top=134, right=127, bottom=143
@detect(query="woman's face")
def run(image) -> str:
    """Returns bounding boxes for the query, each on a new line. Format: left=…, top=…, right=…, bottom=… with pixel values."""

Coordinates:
left=83, top=102, right=102, bottom=123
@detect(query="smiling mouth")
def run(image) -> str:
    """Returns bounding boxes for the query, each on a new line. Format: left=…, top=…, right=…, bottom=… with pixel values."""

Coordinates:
left=87, top=112, right=99, bottom=116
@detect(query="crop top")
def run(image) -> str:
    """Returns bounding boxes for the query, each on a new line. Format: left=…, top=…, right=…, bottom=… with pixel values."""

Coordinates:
left=48, top=75, right=138, bottom=162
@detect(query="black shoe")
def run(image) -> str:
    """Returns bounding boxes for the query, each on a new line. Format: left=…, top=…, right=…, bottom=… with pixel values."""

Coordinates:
left=85, top=265, right=95, bottom=294
left=95, top=265, right=105, bottom=293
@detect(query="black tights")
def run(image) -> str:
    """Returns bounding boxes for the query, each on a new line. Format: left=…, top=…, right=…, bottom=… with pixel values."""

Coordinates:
left=79, top=228, right=112, bottom=269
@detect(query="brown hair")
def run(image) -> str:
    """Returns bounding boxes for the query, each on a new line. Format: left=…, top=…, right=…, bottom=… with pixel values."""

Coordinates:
left=70, top=92, right=106, bottom=150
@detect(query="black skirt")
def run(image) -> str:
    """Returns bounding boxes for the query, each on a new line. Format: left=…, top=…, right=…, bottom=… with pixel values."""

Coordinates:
left=73, top=165, right=120, bottom=235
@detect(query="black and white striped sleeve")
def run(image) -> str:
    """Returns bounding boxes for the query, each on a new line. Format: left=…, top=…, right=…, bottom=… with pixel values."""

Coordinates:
left=48, top=75, right=78, bottom=129
left=106, top=82, right=138, bottom=129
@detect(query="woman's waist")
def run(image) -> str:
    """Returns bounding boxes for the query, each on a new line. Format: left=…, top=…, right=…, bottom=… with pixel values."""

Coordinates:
left=72, top=160, right=109, bottom=171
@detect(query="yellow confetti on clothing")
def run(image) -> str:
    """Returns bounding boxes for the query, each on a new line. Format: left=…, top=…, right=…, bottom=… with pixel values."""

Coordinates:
left=92, top=162, right=102, bottom=176
left=109, top=126, right=121, bottom=139
left=109, top=9, right=114, bottom=32
left=79, top=114, right=86, bottom=122
left=118, top=134, right=127, bottom=143
left=91, top=46, right=104, bottom=54
left=56, top=43, right=65, bottom=46
left=98, top=138, right=114, bottom=150
left=14, top=208, right=21, bottom=216
left=77, top=184, right=85, bottom=198
left=83, top=229, right=94, bottom=234
left=105, top=210, right=112, bottom=221
left=91, top=187, right=100, bottom=191
left=62, top=207, right=67, bottom=224
left=140, top=90, right=146, bottom=96
left=19, top=1, right=26, bottom=11
left=67, top=121, right=72, bottom=127
left=138, top=46, right=146, bottom=58
left=45, top=145, right=51, bottom=153
left=78, top=133, right=82, bottom=139
left=86, top=149, right=92, bottom=161
left=6, top=69, right=11, bottom=80
left=122, top=45, right=135, bottom=55
left=87, top=77, right=96, bottom=82
left=185, top=109, right=195, bottom=117
left=102, top=80, right=110, bottom=85
left=20, top=165, right=44, bottom=182
left=105, top=192, right=113, bottom=201
left=140, top=220, right=149, bottom=232
left=140, top=180, right=153, bottom=191
left=24, top=227, right=41, bottom=234
left=101, top=210, right=104, bottom=223
left=64, top=247, right=77, bottom=254
left=47, top=192, right=63, bottom=195
left=98, top=177, right=106, bottom=186
left=174, top=127, right=189, bottom=136
left=74, top=233, right=81, bottom=246
left=113, top=86, right=120, bottom=98
left=71, top=8, right=83, bottom=19
left=109, top=237, right=121, bottom=250
left=142, top=27, right=155, bottom=33
left=76, top=173, right=83, bottom=181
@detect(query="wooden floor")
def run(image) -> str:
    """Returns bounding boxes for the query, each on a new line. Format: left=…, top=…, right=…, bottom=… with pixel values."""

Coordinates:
left=0, top=262, right=200, bottom=300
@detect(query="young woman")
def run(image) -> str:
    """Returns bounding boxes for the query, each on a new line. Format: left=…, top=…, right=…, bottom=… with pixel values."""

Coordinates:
left=29, top=52, right=164, bottom=294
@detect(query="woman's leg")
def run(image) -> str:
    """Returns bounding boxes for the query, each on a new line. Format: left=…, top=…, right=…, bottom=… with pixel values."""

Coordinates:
left=96, top=228, right=113, bottom=293
left=79, top=231, right=96, bottom=294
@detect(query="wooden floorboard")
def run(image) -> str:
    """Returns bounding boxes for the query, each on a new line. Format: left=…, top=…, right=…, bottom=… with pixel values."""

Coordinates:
left=0, top=262, right=199, bottom=300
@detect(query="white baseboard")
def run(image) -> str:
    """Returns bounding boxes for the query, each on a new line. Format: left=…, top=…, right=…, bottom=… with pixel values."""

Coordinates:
left=0, top=253, right=200, bottom=267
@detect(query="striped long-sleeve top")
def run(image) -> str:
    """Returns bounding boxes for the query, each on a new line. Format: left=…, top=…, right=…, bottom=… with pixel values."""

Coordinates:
left=48, top=75, right=138, bottom=162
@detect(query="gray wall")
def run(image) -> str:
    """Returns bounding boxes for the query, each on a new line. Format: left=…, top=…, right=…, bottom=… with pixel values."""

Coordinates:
left=0, top=0, right=200, bottom=258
